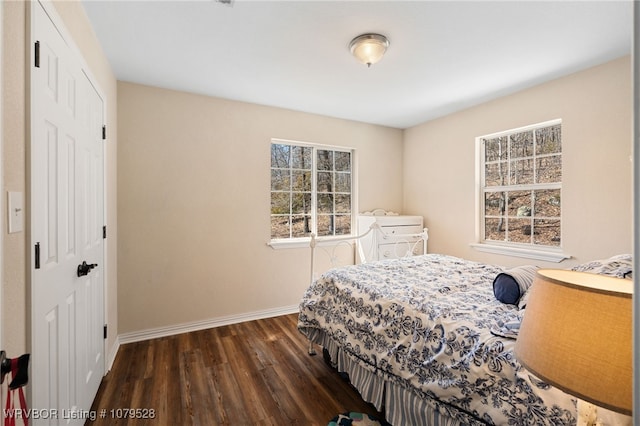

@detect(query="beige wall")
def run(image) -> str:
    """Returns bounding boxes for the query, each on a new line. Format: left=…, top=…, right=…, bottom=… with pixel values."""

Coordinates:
left=2, top=1, right=27, bottom=354
left=117, top=81, right=403, bottom=333
left=1, top=0, right=118, bottom=361
left=403, top=56, right=632, bottom=268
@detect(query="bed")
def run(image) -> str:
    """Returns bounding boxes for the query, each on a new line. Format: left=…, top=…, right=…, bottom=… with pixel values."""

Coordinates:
left=297, top=251, right=633, bottom=425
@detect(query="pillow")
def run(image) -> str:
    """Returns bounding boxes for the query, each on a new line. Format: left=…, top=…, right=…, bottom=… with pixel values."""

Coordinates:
left=570, top=254, right=633, bottom=279
left=493, top=274, right=520, bottom=305
left=517, top=287, right=532, bottom=310
left=493, top=265, right=539, bottom=305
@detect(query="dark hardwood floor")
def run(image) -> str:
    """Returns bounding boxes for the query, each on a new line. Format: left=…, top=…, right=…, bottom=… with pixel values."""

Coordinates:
left=87, top=314, right=384, bottom=425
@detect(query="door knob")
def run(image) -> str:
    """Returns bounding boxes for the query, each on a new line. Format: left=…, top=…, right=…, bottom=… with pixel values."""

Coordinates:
left=77, top=261, right=98, bottom=277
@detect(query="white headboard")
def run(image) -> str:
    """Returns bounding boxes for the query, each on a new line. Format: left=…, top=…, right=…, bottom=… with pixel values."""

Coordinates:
left=309, top=224, right=429, bottom=285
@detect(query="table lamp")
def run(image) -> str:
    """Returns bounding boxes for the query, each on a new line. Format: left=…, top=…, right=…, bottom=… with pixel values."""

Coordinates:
left=515, top=269, right=632, bottom=425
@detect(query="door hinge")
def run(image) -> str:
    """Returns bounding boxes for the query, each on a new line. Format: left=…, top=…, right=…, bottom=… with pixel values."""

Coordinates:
left=103, top=325, right=108, bottom=339
left=35, top=242, right=41, bottom=269
left=103, top=226, right=107, bottom=239
left=102, top=125, right=106, bottom=140
left=35, top=41, right=40, bottom=68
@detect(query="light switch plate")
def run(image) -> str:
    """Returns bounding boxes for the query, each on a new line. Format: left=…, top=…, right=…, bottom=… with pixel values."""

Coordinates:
left=8, top=191, right=24, bottom=233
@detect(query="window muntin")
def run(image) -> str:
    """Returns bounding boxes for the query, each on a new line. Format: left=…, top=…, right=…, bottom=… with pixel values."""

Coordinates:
left=270, top=141, right=353, bottom=241
left=480, top=121, right=562, bottom=248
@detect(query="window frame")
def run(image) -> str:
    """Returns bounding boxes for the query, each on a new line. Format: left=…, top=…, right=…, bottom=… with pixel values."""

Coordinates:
left=471, top=119, right=570, bottom=262
left=268, top=138, right=357, bottom=249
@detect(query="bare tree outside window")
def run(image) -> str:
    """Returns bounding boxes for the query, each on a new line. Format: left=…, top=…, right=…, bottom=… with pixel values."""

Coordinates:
left=481, top=121, right=562, bottom=248
left=271, top=141, right=353, bottom=240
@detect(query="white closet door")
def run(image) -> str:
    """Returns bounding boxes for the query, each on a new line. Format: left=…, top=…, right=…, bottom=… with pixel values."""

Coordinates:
left=31, top=2, right=105, bottom=422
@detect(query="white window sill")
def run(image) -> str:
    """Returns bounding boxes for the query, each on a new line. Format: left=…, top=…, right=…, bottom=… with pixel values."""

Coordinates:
left=268, top=237, right=356, bottom=250
left=268, top=239, right=311, bottom=250
left=470, top=243, right=570, bottom=263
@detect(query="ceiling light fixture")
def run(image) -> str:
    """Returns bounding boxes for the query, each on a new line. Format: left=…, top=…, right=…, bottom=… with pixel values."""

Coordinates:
left=349, top=33, right=389, bottom=68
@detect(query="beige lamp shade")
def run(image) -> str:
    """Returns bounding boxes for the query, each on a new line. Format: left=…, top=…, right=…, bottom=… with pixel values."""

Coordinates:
left=515, top=269, right=632, bottom=415
left=349, top=34, right=389, bottom=67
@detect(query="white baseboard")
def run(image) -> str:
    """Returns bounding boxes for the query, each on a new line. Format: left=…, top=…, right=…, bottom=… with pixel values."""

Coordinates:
left=117, top=304, right=300, bottom=346
left=106, top=337, right=120, bottom=372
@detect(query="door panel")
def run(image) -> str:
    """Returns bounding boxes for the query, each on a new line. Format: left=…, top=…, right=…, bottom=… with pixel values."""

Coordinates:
left=31, top=2, right=105, bottom=423
left=78, top=70, right=105, bottom=403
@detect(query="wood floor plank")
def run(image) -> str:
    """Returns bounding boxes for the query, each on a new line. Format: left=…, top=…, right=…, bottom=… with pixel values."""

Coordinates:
left=87, top=314, right=384, bottom=425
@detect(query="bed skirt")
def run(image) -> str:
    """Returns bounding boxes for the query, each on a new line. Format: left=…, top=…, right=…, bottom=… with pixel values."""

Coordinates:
left=305, top=328, right=488, bottom=426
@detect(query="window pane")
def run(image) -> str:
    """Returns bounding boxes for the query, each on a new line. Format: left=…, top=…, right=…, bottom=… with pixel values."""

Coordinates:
left=478, top=122, right=561, bottom=251
left=292, top=146, right=312, bottom=170
left=317, top=215, right=334, bottom=236
left=507, top=191, right=532, bottom=218
left=271, top=144, right=290, bottom=168
left=271, top=192, right=290, bottom=214
left=484, top=136, right=508, bottom=162
left=271, top=216, right=290, bottom=239
left=271, top=169, right=290, bottom=191
left=509, top=131, right=534, bottom=158
left=335, top=152, right=351, bottom=171
left=318, top=193, right=334, bottom=214
left=485, top=192, right=504, bottom=216
left=485, top=218, right=505, bottom=241
left=536, top=125, right=561, bottom=155
left=536, top=155, right=562, bottom=183
left=508, top=218, right=533, bottom=243
left=292, top=170, right=311, bottom=191
left=317, top=172, right=332, bottom=192
left=292, top=193, right=311, bottom=214
left=335, top=172, right=351, bottom=193
left=270, top=142, right=354, bottom=240
left=291, top=215, right=311, bottom=237
left=510, top=158, right=534, bottom=185
left=317, top=150, right=334, bottom=171
left=485, top=162, right=508, bottom=187
left=335, top=215, right=351, bottom=235
left=335, top=194, right=351, bottom=213
left=534, top=189, right=561, bottom=218
left=533, top=219, right=561, bottom=246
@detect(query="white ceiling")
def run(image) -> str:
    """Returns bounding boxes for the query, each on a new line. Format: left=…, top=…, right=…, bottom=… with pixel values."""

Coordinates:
left=81, top=0, right=633, bottom=129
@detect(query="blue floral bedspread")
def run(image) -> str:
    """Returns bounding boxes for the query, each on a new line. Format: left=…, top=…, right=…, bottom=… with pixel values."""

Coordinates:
left=298, top=254, right=576, bottom=425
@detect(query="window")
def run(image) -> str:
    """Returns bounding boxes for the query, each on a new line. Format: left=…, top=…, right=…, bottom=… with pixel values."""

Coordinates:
left=270, top=140, right=353, bottom=242
left=475, top=120, right=566, bottom=260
